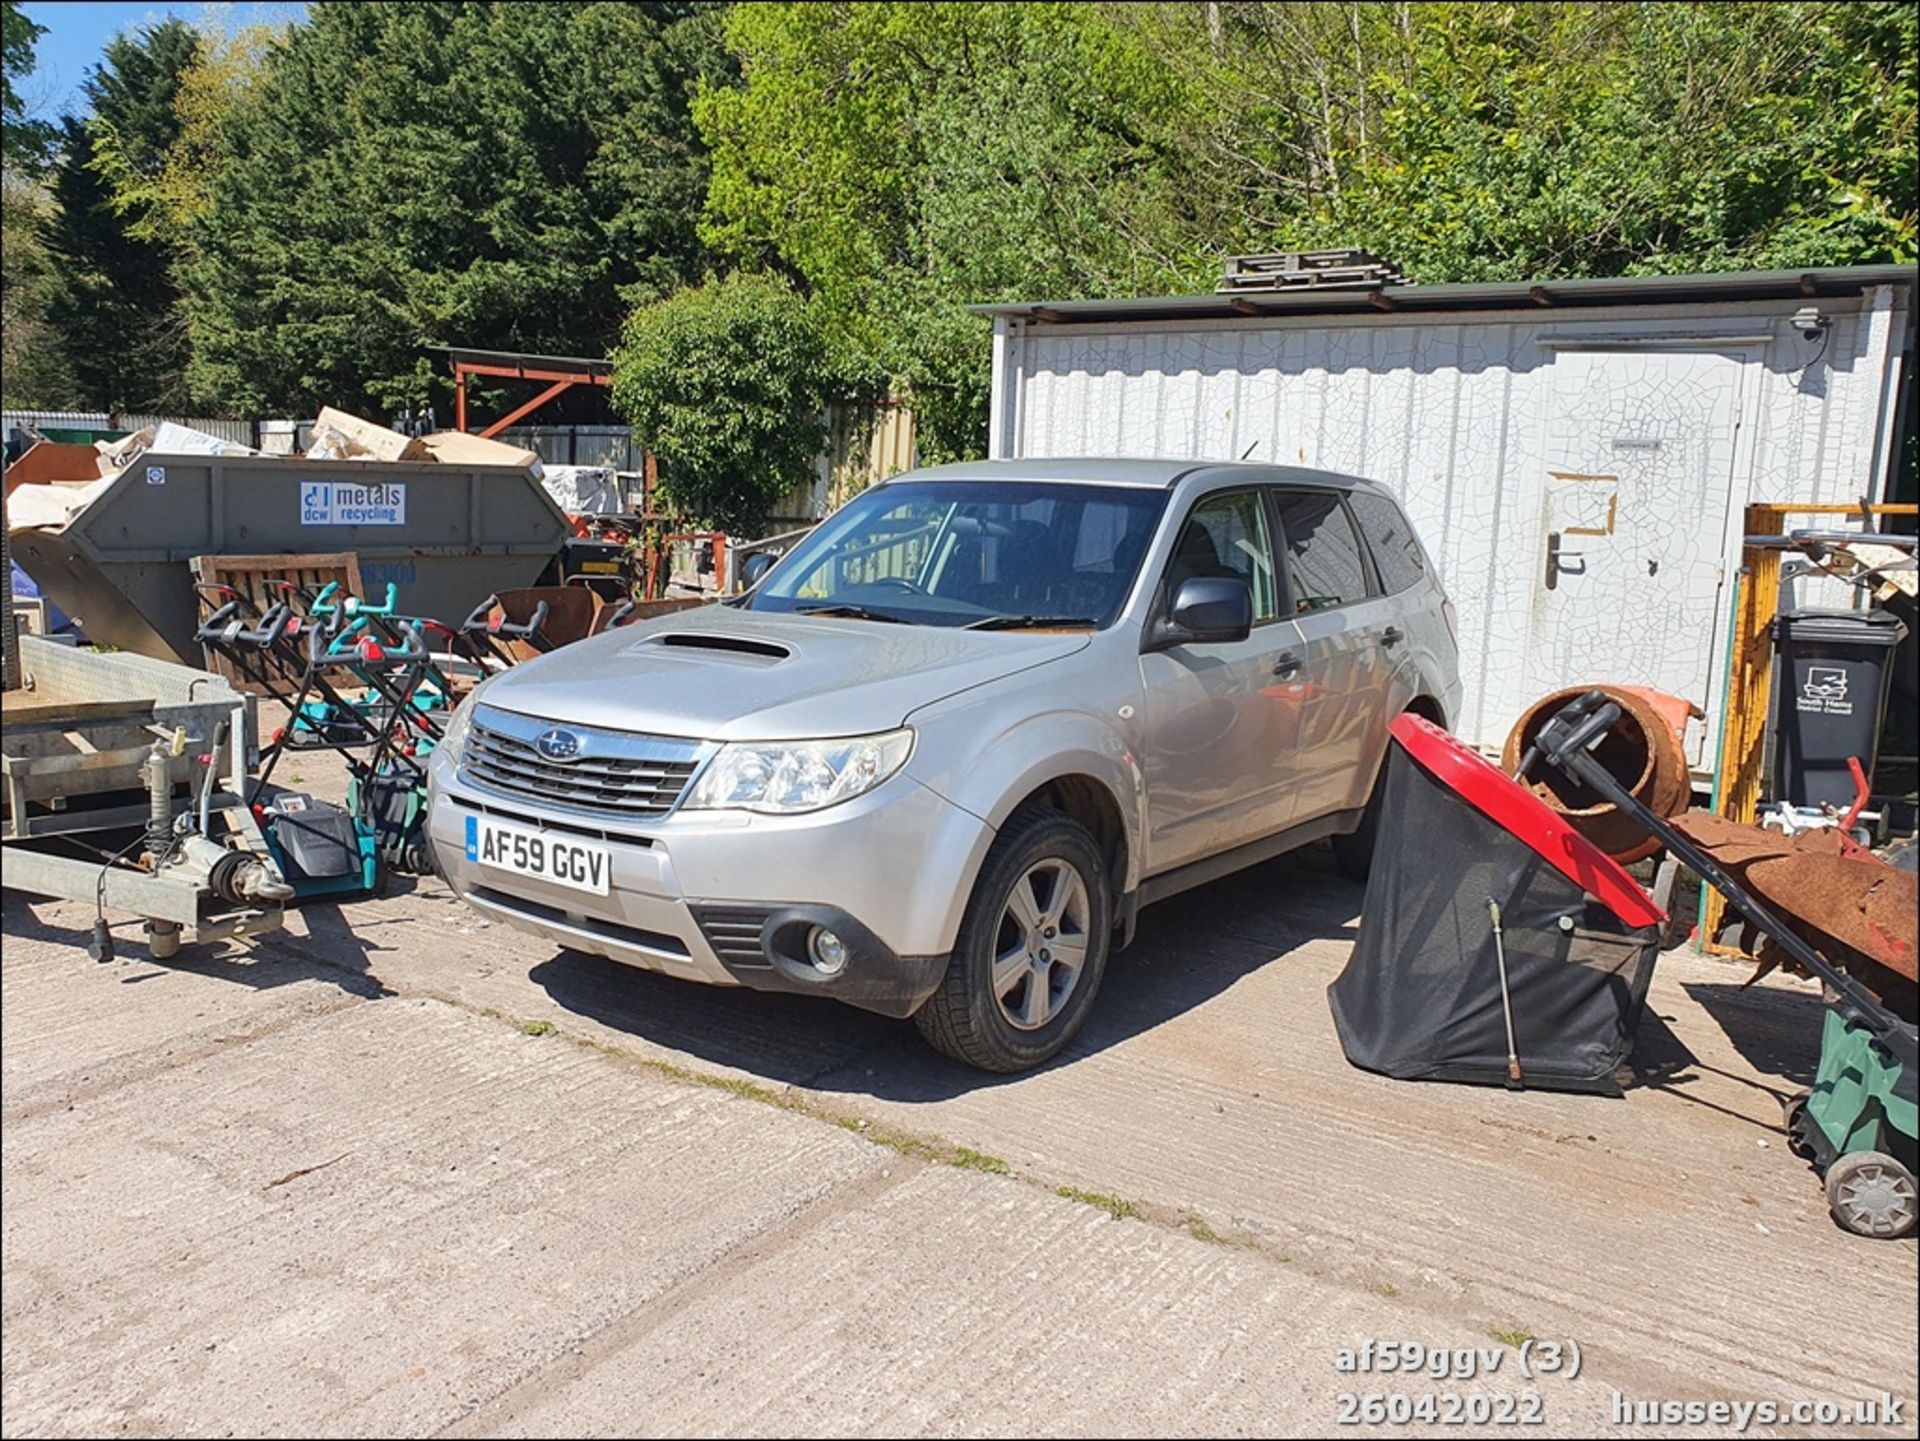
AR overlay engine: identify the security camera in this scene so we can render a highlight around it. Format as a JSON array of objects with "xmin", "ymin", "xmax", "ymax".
[{"xmin": 1791, "ymin": 305, "xmax": 1829, "ymax": 338}]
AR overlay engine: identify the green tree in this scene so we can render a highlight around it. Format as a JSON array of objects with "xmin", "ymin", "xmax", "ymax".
[
  {"xmin": 40, "ymin": 18, "xmax": 200, "ymax": 410},
  {"xmin": 89, "ymin": 20, "xmax": 279, "ymax": 253},
  {"xmin": 1123, "ymin": 1, "xmax": 1918, "ymax": 279},
  {"xmin": 699, "ymin": 1, "xmax": 1916, "ymax": 469},
  {"xmin": 1, "ymin": 0, "xmax": 52, "ymax": 171},
  {"xmin": 2, "ymin": 173, "xmax": 78, "ymax": 406},
  {"xmin": 611, "ymin": 272, "xmax": 834, "ymax": 534},
  {"xmin": 182, "ymin": 1, "xmax": 731, "ymax": 417},
  {"xmin": 696, "ymin": 2, "xmax": 1216, "ymax": 461},
  {"xmin": 1, "ymin": 2, "xmax": 69, "ymax": 404}
]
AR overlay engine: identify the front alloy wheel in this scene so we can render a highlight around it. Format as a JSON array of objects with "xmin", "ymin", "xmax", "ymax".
[
  {"xmin": 915, "ymin": 809, "xmax": 1112, "ymax": 1072},
  {"xmin": 992, "ymin": 858, "xmax": 1092, "ymax": 1031}
]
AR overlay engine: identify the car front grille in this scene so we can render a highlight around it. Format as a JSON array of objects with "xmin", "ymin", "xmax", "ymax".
[{"xmin": 462, "ymin": 705, "xmax": 707, "ymax": 819}]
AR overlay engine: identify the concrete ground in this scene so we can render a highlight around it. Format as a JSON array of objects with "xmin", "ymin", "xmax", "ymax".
[{"xmin": 4, "ymin": 834, "xmax": 1915, "ymax": 1437}]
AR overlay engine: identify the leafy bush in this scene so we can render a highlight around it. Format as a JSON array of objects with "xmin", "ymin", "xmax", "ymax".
[{"xmin": 612, "ymin": 272, "xmax": 834, "ymax": 535}]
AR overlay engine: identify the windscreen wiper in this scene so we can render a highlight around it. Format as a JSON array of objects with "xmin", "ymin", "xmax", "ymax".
[
  {"xmin": 964, "ymin": 615, "xmax": 1099, "ymax": 631},
  {"xmin": 794, "ymin": 603, "xmax": 909, "ymax": 624}
]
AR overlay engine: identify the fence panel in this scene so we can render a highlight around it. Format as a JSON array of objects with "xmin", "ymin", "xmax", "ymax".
[
  {"xmin": 116, "ymin": 414, "xmax": 257, "ymax": 445},
  {"xmin": 5, "ymin": 411, "xmax": 255, "ymax": 449},
  {"xmin": 497, "ymin": 425, "xmax": 640, "ymax": 471}
]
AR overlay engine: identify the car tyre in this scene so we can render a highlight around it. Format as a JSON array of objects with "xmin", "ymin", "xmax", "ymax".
[
  {"xmin": 914, "ymin": 809, "xmax": 1111, "ymax": 1073},
  {"xmin": 1331, "ymin": 771, "xmax": 1383, "ymax": 881}
]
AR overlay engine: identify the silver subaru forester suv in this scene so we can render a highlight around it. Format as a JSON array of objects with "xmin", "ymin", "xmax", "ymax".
[{"xmin": 428, "ymin": 459, "xmax": 1462, "ymax": 1071}]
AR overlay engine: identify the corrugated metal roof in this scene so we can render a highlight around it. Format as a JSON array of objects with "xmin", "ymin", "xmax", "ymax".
[{"xmin": 968, "ymin": 264, "xmax": 1917, "ymax": 325}]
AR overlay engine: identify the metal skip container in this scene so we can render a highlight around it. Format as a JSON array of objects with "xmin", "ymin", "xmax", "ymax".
[{"xmin": 9, "ymin": 453, "xmax": 571, "ymax": 665}]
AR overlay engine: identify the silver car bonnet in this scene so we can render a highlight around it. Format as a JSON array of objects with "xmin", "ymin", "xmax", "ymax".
[{"xmin": 474, "ymin": 602, "xmax": 1092, "ymax": 741}]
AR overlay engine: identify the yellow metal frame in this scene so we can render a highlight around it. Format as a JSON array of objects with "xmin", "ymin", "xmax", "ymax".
[{"xmin": 1701, "ymin": 502, "xmax": 1917, "ymax": 953}]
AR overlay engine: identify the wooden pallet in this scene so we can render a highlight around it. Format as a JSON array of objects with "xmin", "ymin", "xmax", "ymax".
[
  {"xmin": 189, "ymin": 551, "xmax": 364, "ymax": 693},
  {"xmin": 1217, "ymin": 248, "xmax": 1403, "ymax": 292}
]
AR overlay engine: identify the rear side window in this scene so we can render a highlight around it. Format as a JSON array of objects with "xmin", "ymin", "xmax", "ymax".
[
  {"xmin": 1347, "ymin": 491, "xmax": 1428, "ymax": 595},
  {"xmin": 1271, "ymin": 490, "xmax": 1370, "ymax": 614}
]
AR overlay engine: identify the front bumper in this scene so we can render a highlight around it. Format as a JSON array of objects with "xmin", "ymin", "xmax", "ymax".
[{"xmin": 426, "ymin": 754, "xmax": 989, "ymax": 1019}]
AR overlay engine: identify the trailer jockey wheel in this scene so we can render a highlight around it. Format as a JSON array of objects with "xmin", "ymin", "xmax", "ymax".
[
  {"xmin": 1824, "ymin": 1151, "xmax": 1918, "ymax": 1239},
  {"xmin": 144, "ymin": 920, "xmax": 182, "ymax": 961}
]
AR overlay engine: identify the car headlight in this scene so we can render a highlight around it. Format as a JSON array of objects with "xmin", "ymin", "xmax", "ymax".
[
  {"xmin": 435, "ymin": 686, "xmax": 484, "ymax": 766},
  {"xmin": 682, "ymin": 728, "xmax": 914, "ymax": 815}
]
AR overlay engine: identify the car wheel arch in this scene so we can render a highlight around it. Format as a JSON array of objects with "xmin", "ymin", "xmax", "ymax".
[
  {"xmin": 1001, "ymin": 773, "xmax": 1130, "ymax": 908},
  {"xmin": 1404, "ymin": 693, "xmax": 1446, "ymax": 727}
]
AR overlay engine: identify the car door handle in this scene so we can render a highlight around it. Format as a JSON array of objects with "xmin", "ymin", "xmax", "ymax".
[
  {"xmin": 1380, "ymin": 627, "xmax": 1404, "ymax": 648},
  {"xmin": 1272, "ymin": 651, "xmax": 1300, "ymax": 677}
]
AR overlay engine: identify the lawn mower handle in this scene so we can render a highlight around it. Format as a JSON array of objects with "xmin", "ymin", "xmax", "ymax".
[
  {"xmin": 1532, "ymin": 691, "xmax": 1918, "ymax": 1077},
  {"xmin": 1532, "ymin": 692, "xmax": 1623, "ymax": 771},
  {"xmin": 373, "ymin": 621, "xmax": 430, "ymax": 664},
  {"xmin": 192, "ymin": 582, "xmax": 252, "ymax": 612},
  {"xmin": 261, "ymin": 577, "xmax": 320, "ymax": 611},
  {"xmin": 196, "ymin": 596, "xmax": 290, "ymax": 649},
  {"xmin": 460, "ymin": 595, "xmax": 550, "ymax": 641},
  {"xmin": 306, "ymin": 618, "xmax": 429, "ymax": 668},
  {"xmin": 234, "ymin": 601, "xmax": 295, "ymax": 650},
  {"xmin": 194, "ymin": 598, "xmax": 246, "ymax": 643},
  {"xmin": 310, "ymin": 581, "xmax": 399, "ymax": 618}
]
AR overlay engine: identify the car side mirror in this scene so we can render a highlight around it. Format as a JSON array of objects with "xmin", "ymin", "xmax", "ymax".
[
  {"xmin": 739, "ymin": 551, "xmax": 776, "ymax": 589},
  {"xmin": 1152, "ymin": 576, "xmax": 1253, "ymax": 648}
]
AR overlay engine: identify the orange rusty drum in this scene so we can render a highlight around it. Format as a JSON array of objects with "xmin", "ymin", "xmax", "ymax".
[{"xmin": 1501, "ymin": 685, "xmax": 1700, "ymax": 864}]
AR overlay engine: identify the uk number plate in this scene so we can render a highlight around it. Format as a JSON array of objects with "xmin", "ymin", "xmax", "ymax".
[{"xmin": 465, "ymin": 815, "xmax": 610, "ymax": 895}]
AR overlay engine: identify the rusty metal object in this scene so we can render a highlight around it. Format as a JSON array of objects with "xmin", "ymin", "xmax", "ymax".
[
  {"xmin": 489, "ymin": 587, "xmax": 709, "ymax": 655},
  {"xmin": 1503, "ymin": 685, "xmax": 1700, "ymax": 863},
  {"xmin": 1609, "ymin": 686, "xmax": 1705, "ymax": 758},
  {"xmin": 494, "ymin": 586, "xmax": 598, "ymax": 653},
  {"xmin": 1669, "ymin": 810, "xmax": 1917, "ymax": 1015}
]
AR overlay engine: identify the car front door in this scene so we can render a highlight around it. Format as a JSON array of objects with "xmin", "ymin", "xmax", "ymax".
[
  {"xmin": 1268, "ymin": 488, "xmax": 1397, "ymax": 825},
  {"xmin": 1137, "ymin": 488, "xmax": 1296, "ymax": 874}
]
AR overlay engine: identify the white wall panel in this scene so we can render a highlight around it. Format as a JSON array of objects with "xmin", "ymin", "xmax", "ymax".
[{"xmin": 996, "ymin": 293, "xmax": 1910, "ymax": 758}]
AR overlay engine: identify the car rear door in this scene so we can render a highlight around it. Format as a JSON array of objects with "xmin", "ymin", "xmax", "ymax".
[{"xmin": 1267, "ymin": 487, "xmax": 1398, "ymax": 826}]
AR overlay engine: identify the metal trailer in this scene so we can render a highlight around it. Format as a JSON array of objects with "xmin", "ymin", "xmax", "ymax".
[
  {"xmin": 2, "ymin": 635, "xmax": 286, "ymax": 956},
  {"xmin": 9, "ymin": 451, "xmax": 570, "ymax": 666}
]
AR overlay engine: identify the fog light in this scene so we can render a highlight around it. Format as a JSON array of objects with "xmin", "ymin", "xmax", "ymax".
[{"xmin": 807, "ymin": 926, "xmax": 849, "ymax": 976}]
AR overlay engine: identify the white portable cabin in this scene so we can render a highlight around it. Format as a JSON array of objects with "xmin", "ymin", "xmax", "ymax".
[{"xmin": 973, "ymin": 265, "xmax": 1916, "ymax": 770}]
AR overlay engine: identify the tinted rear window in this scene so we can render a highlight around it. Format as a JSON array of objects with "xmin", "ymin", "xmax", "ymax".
[
  {"xmin": 1346, "ymin": 491, "xmax": 1428, "ymax": 595},
  {"xmin": 1272, "ymin": 490, "xmax": 1371, "ymax": 613}
]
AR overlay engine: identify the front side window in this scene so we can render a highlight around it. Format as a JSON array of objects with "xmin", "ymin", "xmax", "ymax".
[
  {"xmin": 1162, "ymin": 490, "xmax": 1279, "ymax": 623},
  {"xmin": 747, "ymin": 480, "xmax": 1168, "ymax": 628},
  {"xmin": 1346, "ymin": 491, "xmax": 1429, "ymax": 595},
  {"xmin": 1271, "ymin": 489, "xmax": 1371, "ymax": 614}
]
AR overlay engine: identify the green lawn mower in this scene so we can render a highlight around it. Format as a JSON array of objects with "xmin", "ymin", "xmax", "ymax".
[
  {"xmin": 1528, "ymin": 693, "xmax": 1918, "ymax": 1241},
  {"xmin": 1786, "ymin": 1010, "xmax": 1919, "ymax": 1239},
  {"xmin": 197, "ymin": 595, "xmax": 444, "ymax": 894}
]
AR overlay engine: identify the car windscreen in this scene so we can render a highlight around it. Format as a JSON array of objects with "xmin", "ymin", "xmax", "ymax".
[{"xmin": 745, "ymin": 480, "xmax": 1171, "ymax": 628}]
